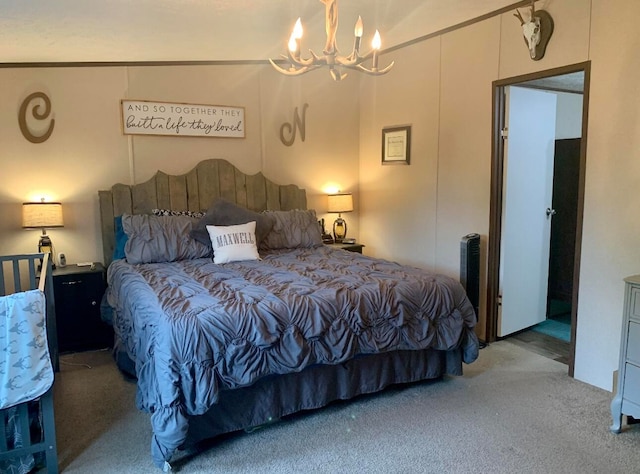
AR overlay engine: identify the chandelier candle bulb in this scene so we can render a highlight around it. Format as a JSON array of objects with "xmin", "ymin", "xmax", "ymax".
[
  {"xmin": 293, "ymin": 18, "xmax": 303, "ymax": 39},
  {"xmin": 288, "ymin": 34, "xmax": 297, "ymax": 54},
  {"xmin": 353, "ymin": 16, "xmax": 363, "ymax": 55},
  {"xmin": 372, "ymin": 30, "xmax": 381, "ymax": 70},
  {"xmin": 289, "ymin": 18, "xmax": 303, "ymax": 59}
]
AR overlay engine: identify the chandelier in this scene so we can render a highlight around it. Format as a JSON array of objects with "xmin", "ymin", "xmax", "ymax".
[{"xmin": 269, "ymin": 0, "xmax": 394, "ymax": 81}]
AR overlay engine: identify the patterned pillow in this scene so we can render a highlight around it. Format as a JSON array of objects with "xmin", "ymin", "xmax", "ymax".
[
  {"xmin": 152, "ymin": 208, "xmax": 205, "ymax": 219},
  {"xmin": 206, "ymin": 221, "xmax": 260, "ymax": 264},
  {"xmin": 260, "ymin": 209, "xmax": 323, "ymax": 250},
  {"xmin": 122, "ymin": 214, "xmax": 212, "ymax": 264},
  {"xmin": 190, "ymin": 198, "xmax": 274, "ymax": 249}
]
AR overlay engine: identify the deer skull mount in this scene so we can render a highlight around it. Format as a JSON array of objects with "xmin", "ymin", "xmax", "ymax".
[{"xmin": 514, "ymin": 1, "xmax": 554, "ymax": 61}]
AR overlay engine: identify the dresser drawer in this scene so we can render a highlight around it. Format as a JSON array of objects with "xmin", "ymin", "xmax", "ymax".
[
  {"xmin": 623, "ymin": 363, "xmax": 640, "ymax": 405},
  {"xmin": 631, "ymin": 287, "xmax": 640, "ymax": 320},
  {"xmin": 627, "ymin": 322, "xmax": 640, "ymax": 365}
]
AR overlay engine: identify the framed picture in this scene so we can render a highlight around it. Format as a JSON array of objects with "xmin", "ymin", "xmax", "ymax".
[{"xmin": 382, "ymin": 125, "xmax": 411, "ymax": 165}]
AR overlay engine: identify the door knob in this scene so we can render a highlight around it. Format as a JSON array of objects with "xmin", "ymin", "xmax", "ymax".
[{"xmin": 546, "ymin": 208, "xmax": 556, "ymax": 218}]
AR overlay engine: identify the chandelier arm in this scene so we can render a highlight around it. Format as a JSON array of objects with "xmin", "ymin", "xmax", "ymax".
[
  {"xmin": 269, "ymin": 59, "xmax": 316, "ymax": 76},
  {"xmin": 329, "ymin": 68, "xmax": 347, "ymax": 81},
  {"xmin": 308, "ymin": 50, "xmax": 326, "ymax": 63},
  {"xmin": 354, "ymin": 61, "xmax": 395, "ymax": 75},
  {"xmin": 288, "ymin": 50, "xmax": 326, "ymax": 67},
  {"xmin": 335, "ymin": 55, "xmax": 361, "ymax": 67},
  {"xmin": 341, "ymin": 48, "xmax": 377, "ymax": 65}
]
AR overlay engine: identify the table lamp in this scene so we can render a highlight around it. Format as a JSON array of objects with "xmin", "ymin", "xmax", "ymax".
[
  {"xmin": 22, "ymin": 199, "xmax": 64, "ymax": 267},
  {"xmin": 327, "ymin": 193, "xmax": 353, "ymax": 243}
]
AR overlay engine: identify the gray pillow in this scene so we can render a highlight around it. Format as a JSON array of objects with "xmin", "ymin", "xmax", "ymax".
[
  {"xmin": 260, "ymin": 209, "xmax": 323, "ymax": 250},
  {"xmin": 122, "ymin": 214, "xmax": 211, "ymax": 264},
  {"xmin": 190, "ymin": 198, "xmax": 274, "ymax": 249}
]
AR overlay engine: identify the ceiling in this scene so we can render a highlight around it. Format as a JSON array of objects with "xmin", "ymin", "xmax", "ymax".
[
  {"xmin": 0, "ymin": 0, "xmax": 524, "ymax": 63},
  {"xmin": 522, "ymin": 72, "xmax": 585, "ymax": 94}
]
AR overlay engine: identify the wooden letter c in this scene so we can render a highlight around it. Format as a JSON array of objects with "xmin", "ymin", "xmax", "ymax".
[{"xmin": 19, "ymin": 92, "xmax": 55, "ymax": 144}]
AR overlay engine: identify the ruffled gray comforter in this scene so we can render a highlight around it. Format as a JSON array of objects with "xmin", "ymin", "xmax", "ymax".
[{"xmin": 106, "ymin": 246, "xmax": 479, "ymax": 467}]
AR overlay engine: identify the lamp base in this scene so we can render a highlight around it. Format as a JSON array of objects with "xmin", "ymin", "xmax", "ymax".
[
  {"xmin": 332, "ymin": 216, "xmax": 347, "ymax": 243},
  {"xmin": 38, "ymin": 234, "xmax": 56, "ymax": 270}
]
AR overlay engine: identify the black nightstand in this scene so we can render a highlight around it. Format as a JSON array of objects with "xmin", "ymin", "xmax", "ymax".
[
  {"xmin": 325, "ymin": 242, "xmax": 365, "ymax": 254},
  {"xmin": 52, "ymin": 263, "xmax": 112, "ymax": 353}
]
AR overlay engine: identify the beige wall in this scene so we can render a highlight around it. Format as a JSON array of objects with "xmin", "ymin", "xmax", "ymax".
[
  {"xmin": 359, "ymin": 37, "xmax": 441, "ymax": 269},
  {"xmin": 0, "ymin": 64, "xmax": 360, "ymax": 265},
  {"xmin": 574, "ymin": 0, "xmax": 640, "ymax": 389},
  {"xmin": 259, "ymin": 68, "xmax": 360, "ymax": 231},
  {"xmin": 124, "ymin": 65, "xmax": 266, "ymax": 181},
  {"xmin": 2, "ymin": 0, "xmax": 638, "ymax": 391},
  {"xmin": 359, "ymin": 0, "xmax": 639, "ymax": 390},
  {"xmin": 0, "ymin": 67, "xmax": 130, "ymax": 261}
]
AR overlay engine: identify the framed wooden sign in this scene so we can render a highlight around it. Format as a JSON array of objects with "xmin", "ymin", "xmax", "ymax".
[
  {"xmin": 382, "ymin": 125, "xmax": 411, "ymax": 165},
  {"xmin": 121, "ymin": 100, "xmax": 245, "ymax": 138}
]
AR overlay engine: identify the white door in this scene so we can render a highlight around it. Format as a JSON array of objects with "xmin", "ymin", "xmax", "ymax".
[{"xmin": 498, "ymin": 86, "xmax": 557, "ymax": 337}]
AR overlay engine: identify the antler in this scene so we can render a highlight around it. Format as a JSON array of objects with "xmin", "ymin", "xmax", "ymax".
[
  {"xmin": 513, "ymin": 9, "xmax": 526, "ymax": 25},
  {"xmin": 514, "ymin": 0, "xmax": 537, "ymax": 25}
]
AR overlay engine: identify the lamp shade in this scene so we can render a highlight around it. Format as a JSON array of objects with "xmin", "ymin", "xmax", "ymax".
[
  {"xmin": 22, "ymin": 201, "xmax": 64, "ymax": 229},
  {"xmin": 327, "ymin": 193, "xmax": 353, "ymax": 213}
]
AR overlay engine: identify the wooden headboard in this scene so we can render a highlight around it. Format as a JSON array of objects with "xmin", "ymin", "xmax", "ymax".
[{"xmin": 99, "ymin": 159, "xmax": 307, "ymax": 267}]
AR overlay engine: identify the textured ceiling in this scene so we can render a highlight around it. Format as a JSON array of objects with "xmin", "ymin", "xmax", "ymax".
[
  {"xmin": 0, "ymin": 0, "xmax": 522, "ymax": 63},
  {"xmin": 522, "ymin": 71, "xmax": 585, "ymax": 93}
]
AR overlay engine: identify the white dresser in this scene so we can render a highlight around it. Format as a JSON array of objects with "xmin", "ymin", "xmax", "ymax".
[{"xmin": 611, "ymin": 274, "xmax": 640, "ymax": 433}]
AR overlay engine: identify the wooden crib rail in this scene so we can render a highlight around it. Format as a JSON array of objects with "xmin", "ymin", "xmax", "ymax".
[
  {"xmin": 39, "ymin": 253, "xmax": 49, "ymax": 291},
  {"xmin": 0, "ymin": 252, "xmax": 58, "ymax": 473}
]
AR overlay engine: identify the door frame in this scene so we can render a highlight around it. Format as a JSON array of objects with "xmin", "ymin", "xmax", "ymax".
[{"xmin": 486, "ymin": 61, "xmax": 591, "ymax": 377}]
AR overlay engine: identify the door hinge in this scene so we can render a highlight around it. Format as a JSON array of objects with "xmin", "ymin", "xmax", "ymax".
[{"xmin": 501, "ymin": 128, "xmax": 508, "ymax": 139}]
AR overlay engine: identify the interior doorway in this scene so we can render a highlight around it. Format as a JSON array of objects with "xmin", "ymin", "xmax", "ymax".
[{"xmin": 486, "ymin": 62, "xmax": 591, "ymax": 377}]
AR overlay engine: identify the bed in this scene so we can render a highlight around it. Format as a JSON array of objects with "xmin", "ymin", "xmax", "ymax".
[{"xmin": 99, "ymin": 159, "xmax": 479, "ymax": 470}]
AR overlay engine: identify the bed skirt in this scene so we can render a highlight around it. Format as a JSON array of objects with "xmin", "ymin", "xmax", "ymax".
[{"xmin": 113, "ymin": 341, "xmax": 463, "ymax": 449}]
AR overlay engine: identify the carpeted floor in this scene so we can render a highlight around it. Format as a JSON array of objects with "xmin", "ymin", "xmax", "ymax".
[{"xmin": 50, "ymin": 341, "xmax": 640, "ymax": 473}]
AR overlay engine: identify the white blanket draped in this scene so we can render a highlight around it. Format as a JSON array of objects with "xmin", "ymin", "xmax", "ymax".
[{"xmin": 0, "ymin": 289, "xmax": 54, "ymax": 410}]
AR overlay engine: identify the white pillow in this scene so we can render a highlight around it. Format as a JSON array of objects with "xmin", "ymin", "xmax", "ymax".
[{"xmin": 206, "ymin": 221, "xmax": 260, "ymax": 264}]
